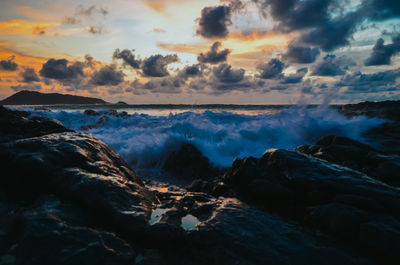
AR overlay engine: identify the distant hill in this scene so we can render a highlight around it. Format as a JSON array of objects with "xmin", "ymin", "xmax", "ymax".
[{"xmin": 0, "ymin": 91, "xmax": 108, "ymax": 105}]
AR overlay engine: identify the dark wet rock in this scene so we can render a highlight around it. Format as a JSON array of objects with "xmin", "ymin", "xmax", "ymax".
[
  {"xmin": 83, "ymin": 109, "xmax": 100, "ymax": 116},
  {"xmin": 222, "ymin": 148, "xmax": 400, "ymax": 264},
  {"xmin": 297, "ymin": 135, "xmax": 400, "ymax": 187},
  {"xmin": 0, "ymin": 132, "xmax": 155, "ymax": 236},
  {"xmin": 187, "ymin": 199, "xmax": 372, "ymax": 265},
  {"xmin": 164, "ymin": 143, "xmax": 220, "ymax": 180},
  {"xmin": 0, "ymin": 196, "xmax": 136, "ymax": 265},
  {"xmin": 338, "ymin": 101, "xmax": 400, "ymax": 154},
  {"xmin": 0, "ymin": 106, "xmax": 71, "ymax": 143},
  {"xmin": 362, "ymin": 121, "xmax": 400, "ymax": 154},
  {"xmin": 339, "ymin": 100, "xmax": 400, "ymax": 122},
  {"xmin": 79, "ymin": 110, "xmax": 128, "ymax": 131}
]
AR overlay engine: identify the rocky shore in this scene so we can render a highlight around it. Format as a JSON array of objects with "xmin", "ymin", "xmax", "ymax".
[{"xmin": 0, "ymin": 101, "xmax": 399, "ymax": 265}]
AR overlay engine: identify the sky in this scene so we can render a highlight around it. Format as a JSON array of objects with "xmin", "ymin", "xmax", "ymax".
[{"xmin": 0, "ymin": 0, "xmax": 399, "ymax": 104}]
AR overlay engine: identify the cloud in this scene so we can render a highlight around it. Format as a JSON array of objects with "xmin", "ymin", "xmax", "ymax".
[
  {"xmin": 153, "ymin": 28, "xmax": 166, "ymax": 33},
  {"xmin": 283, "ymin": 42, "xmax": 320, "ymax": 63},
  {"xmin": 257, "ymin": 58, "xmax": 285, "ymax": 79},
  {"xmin": 196, "ymin": 5, "xmax": 232, "ymax": 38},
  {"xmin": 179, "ymin": 64, "xmax": 207, "ymax": 78},
  {"xmin": 113, "ymin": 49, "xmax": 142, "ymax": 69},
  {"xmin": 142, "ymin": 54, "xmax": 178, "ymax": 77},
  {"xmin": 337, "ymin": 68, "xmax": 400, "ymax": 93},
  {"xmin": 250, "ymin": 0, "xmax": 400, "ymax": 52},
  {"xmin": 0, "ymin": 19, "xmax": 60, "ymax": 37},
  {"xmin": 20, "ymin": 67, "xmax": 40, "ymax": 82},
  {"xmin": 90, "ymin": 65, "xmax": 124, "ymax": 86},
  {"xmin": 364, "ymin": 34, "xmax": 400, "ymax": 66},
  {"xmin": 282, "ymin": 67, "xmax": 308, "ymax": 83},
  {"xmin": 63, "ymin": 5, "xmax": 109, "ymax": 35},
  {"xmin": 130, "ymin": 77, "xmax": 183, "ymax": 94},
  {"xmin": 0, "ymin": 57, "xmax": 18, "ymax": 71},
  {"xmin": 362, "ymin": 0, "xmax": 400, "ymax": 21},
  {"xmin": 311, "ymin": 54, "xmax": 346, "ymax": 76},
  {"xmin": 11, "ymin": 84, "xmax": 42, "ymax": 92},
  {"xmin": 198, "ymin": 41, "xmax": 231, "ymax": 64},
  {"xmin": 39, "ymin": 59, "xmax": 84, "ymax": 80},
  {"xmin": 212, "ymin": 63, "xmax": 245, "ymax": 83}
]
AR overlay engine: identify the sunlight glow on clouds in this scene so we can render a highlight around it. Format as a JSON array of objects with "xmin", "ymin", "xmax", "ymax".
[{"xmin": 0, "ymin": 0, "xmax": 399, "ymax": 103}]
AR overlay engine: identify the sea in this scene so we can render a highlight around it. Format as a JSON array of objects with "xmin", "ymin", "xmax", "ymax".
[{"xmin": 10, "ymin": 104, "xmax": 383, "ymax": 174}]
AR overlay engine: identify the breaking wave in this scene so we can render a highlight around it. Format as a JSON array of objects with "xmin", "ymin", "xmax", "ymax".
[{"xmin": 29, "ymin": 105, "xmax": 383, "ymax": 168}]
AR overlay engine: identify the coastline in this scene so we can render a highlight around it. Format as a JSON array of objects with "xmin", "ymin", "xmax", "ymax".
[{"xmin": 0, "ymin": 101, "xmax": 399, "ymax": 265}]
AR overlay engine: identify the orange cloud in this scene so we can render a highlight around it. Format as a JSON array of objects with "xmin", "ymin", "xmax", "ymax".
[
  {"xmin": 157, "ymin": 42, "xmax": 210, "ymax": 54},
  {"xmin": 0, "ymin": 19, "xmax": 61, "ymax": 37},
  {"xmin": 144, "ymin": 0, "xmax": 184, "ymax": 13},
  {"xmin": 159, "ymin": 32, "xmax": 293, "ymax": 57}
]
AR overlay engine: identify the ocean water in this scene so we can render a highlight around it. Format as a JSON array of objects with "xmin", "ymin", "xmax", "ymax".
[{"xmin": 15, "ymin": 104, "xmax": 383, "ymax": 170}]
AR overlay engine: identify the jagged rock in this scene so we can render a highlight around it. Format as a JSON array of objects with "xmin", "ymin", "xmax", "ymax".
[
  {"xmin": 0, "ymin": 132, "xmax": 155, "ymax": 237},
  {"xmin": 297, "ymin": 135, "xmax": 400, "ymax": 187},
  {"xmin": 84, "ymin": 109, "xmax": 100, "ymax": 116},
  {"xmin": 222, "ymin": 148, "xmax": 400, "ymax": 264},
  {"xmin": 339, "ymin": 100, "xmax": 400, "ymax": 122},
  {"xmin": 0, "ymin": 195, "xmax": 136, "ymax": 265},
  {"xmin": 0, "ymin": 106, "xmax": 71, "ymax": 143}
]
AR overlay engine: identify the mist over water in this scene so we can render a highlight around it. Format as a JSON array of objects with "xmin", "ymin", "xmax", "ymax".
[{"xmin": 28, "ymin": 105, "xmax": 383, "ymax": 169}]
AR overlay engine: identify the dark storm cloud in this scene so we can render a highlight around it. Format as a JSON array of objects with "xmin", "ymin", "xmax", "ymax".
[
  {"xmin": 90, "ymin": 65, "xmax": 124, "ymax": 86},
  {"xmin": 362, "ymin": 0, "xmax": 400, "ymax": 21},
  {"xmin": 213, "ymin": 63, "xmax": 245, "ymax": 83},
  {"xmin": 250, "ymin": 0, "xmax": 400, "ymax": 52},
  {"xmin": 283, "ymin": 42, "xmax": 320, "ymax": 63},
  {"xmin": 198, "ymin": 42, "xmax": 231, "ymax": 64},
  {"xmin": 364, "ymin": 34, "xmax": 400, "ymax": 66},
  {"xmin": 257, "ymin": 59, "xmax": 285, "ymax": 79},
  {"xmin": 39, "ymin": 59, "xmax": 84, "ymax": 80},
  {"xmin": 196, "ymin": 5, "xmax": 232, "ymax": 38},
  {"xmin": 20, "ymin": 68, "xmax": 40, "ymax": 83},
  {"xmin": 0, "ymin": 57, "xmax": 18, "ymax": 71},
  {"xmin": 311, "ymin": 55, "xmax": 346, "ymax": 76},
  {"xmin": 282, "ymin": 68, "xmax": 308, "ymax": 83},
  {"xmin": 142, "ymin": 54, "xmax": 178, "ymax": 77},
  {"xmin": 179, "ymin": 64, "xmax": 207, "ymax": 78},
  {"xmin": 113, "ymin": 49, "xmax": 142, "ymax": 69},
  {"xmin": 337, "ymin": 68, "xmax": 400, "ymax": 93}
]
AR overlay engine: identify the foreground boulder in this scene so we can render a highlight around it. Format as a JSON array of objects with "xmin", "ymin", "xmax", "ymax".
[
  {"xmin": 0, "ymin": 132, "xmax": 155, "ymax": 238},
  {"xmin": 297, "ymin": 135, "xmax": 400, "ymax": 187},
  {"xmin": 222, "ymin": 148, "xmax": 400, "ymax": 264},
  {"xmin": 141, "ymin": 188, "xmax": 372, "ymax": 265},
  {"xmin": 0, "ymin": 106, "xmax": 71, "ymax": 143},
  {"xmin": 0, "ymin": 195, "xmax": 136, "ymax": 265},
  {"xmin": 0, "ymin": 107, "xmax": 156, "ymax": 263}
]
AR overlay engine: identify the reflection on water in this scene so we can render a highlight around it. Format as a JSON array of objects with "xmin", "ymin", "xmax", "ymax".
[
  {"xmin": 181, "ymin": 214, "xmax": 200, "ymax": 231},
  {"xmin": 149, "ymin": 208, "xmax": 168, "ymax": 225}
]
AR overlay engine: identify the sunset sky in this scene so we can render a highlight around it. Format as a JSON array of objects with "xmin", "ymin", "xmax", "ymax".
[{"xmin": 0, "ymin": 0, "xmax": 399, "ymax": 103}]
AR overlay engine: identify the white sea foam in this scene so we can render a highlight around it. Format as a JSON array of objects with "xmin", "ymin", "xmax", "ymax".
[{"xmin": 29, "ymin": 106, "xmax": 383, "ymax": 168}]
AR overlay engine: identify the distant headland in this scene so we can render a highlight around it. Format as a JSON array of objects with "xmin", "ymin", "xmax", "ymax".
[{"xmin": 0, "ymin": 90, "xmax": 108, "ymax": 105}]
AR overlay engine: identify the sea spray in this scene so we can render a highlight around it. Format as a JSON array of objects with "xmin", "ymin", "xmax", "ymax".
[{"xmin": 29, "ymin": 106, "xmax": 383, "ymax": 169}]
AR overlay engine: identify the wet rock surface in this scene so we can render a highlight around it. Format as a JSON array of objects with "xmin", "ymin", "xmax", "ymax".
[
  {"xmin": 1, "ymin": 103, "xmax": 400, "ymax": 265},
  {"xmin": 297, "ymin": 135, "xmax": 400, "ymax": 187},
  {"xmin": 339, "ymin": 100, "xmax": 400, "ymax": 154}
]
